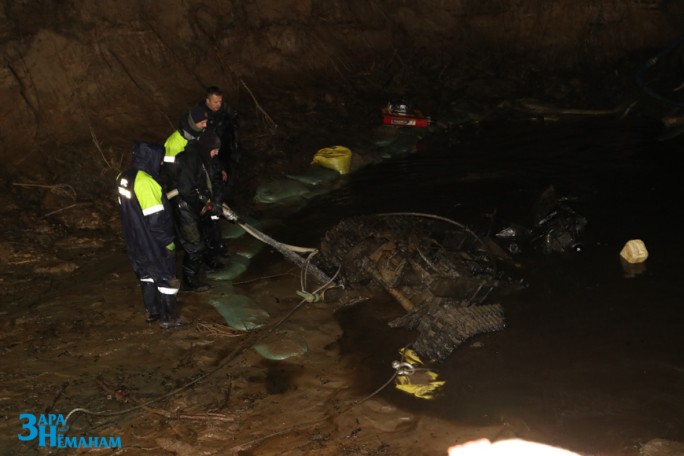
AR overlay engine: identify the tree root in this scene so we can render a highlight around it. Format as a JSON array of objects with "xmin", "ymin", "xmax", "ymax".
[
  {"xmin": 195, "ymin": 322, "xmax": 244, "ymax": 337},
  {"xmin": 95, "ymin": 377, "xmax": 235, "ymax": 423},
  {"xmin": 12, "ymin": 182, "xmax": 77, "ymax": 200}
]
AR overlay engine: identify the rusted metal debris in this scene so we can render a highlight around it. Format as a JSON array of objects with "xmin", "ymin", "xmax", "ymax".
[
  {"xmin": 305, "ymin": 186, "xmax": 587, "ymax": 363},
  {"xmin": 315, "ymin": 213, "xmax": 513, "ymax": 362}
]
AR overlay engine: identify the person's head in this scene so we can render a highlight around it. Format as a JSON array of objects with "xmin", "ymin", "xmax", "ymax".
[
  {"xmin": 132, "ymin": 142, "xmax": 165, "ymax": 177},
  {"xmin": 205, "ymin": 86, "xmax": 224, "ymax": 113},
  {"xmin": 188, "ymin": 106, "xmax": 208, "ymax": 132}
]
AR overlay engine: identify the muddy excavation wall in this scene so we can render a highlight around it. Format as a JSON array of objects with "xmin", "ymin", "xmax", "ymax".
[{"xmin": 0, "ymin": 0, "xmax": 681, "ymax": 190}]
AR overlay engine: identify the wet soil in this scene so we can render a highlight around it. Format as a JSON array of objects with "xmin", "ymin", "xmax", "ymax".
[{"xmin": 0, "ymin": 243, "xmax": 471, "ymax": 456}]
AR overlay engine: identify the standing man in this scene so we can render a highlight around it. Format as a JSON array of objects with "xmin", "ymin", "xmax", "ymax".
[
  {"xmin": 201, "ymin": 86, "xmax": 237, "ymax": 259},
  {"xmin": 161, "ymin": 105, "xmax": 208, "ymax": 192},
  {"xmin": 202, "ymin": 86, "xmax": 240, "ymax": 183},
  {"xmin": 173, "ymin": 128, "xmax": 224, "ymax": 292},
  {"xmin": 116, "ymin": 142, "xmax": 187, "ymax": 329}
]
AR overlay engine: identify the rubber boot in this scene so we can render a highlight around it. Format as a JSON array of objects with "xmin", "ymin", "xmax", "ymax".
[
  {"xmin": 181, "ymin": 265, "xmax": 211, "ymax": 292},
  {"xmin": 203, "ymin": 252, "xmax": 225, "ymax": 271},
  {"xmin": 181, "ymin": 257, "xmax": 210, "ymax": 292},
  {"xmin": 202, "ymin": 218, "xmax": 228, "ymax": 263},
  {"xmin": 182, "ymin": 270, "xmax": 211, "ymax": 292},
  {"xmin": 140, "ymin": 281, "xmax": 160, "ymax": 322},
  {"xmin": 158, "ymin": 292, "xmax": 188, "ymax": 329}
]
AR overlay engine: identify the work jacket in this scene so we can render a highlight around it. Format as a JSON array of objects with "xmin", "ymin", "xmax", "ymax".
[
  {"xmin": 116, "ymin": 142, "xmax": 175, "ymax": 279},
  {"xmin": 161, "ymin": 113, "xmax": 204, "ymax": 191},
  {"xmin": 203, "ymin": 101, "xmax": 239, "ymax": 169}
]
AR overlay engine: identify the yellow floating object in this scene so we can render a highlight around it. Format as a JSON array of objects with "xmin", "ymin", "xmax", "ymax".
[
  {"xmin": 620, "ymin": 239, "xmax": 648, "ymax": 264},
  {"xmin": 400, "ymin": 347, "xmax": 424, "ymax": 366},
  {"xmin": 311, "ymin": 146, "xmax": 352, "ymax": 175},
  {"xmin": 395, "ymin": 370, "xmax": 446, "ymax": 400},
  {"xmin": 393, "ymin": 347, "xmax": 445, "ymax": 400}
]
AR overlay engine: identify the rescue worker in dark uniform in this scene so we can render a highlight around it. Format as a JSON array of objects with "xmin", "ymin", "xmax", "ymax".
[
  {"xmin": 199, "ymin": 138, "xmax": 229, "ymax": 264},
  {"xmin": 160, "ymin": 105, "xmax": 208, "ymax": 192},
  {"xmin": 202, "ymin": 86, "xmax": 240, "ymax": 183},
  {"xmin": 116, "ymin": 142, "xmax": 187, "ymax": 329},
  {"xmin": 173, "ymin": 128, "xmax": 224, "ymax": 292},
  {"xmin": 161, "ymin": 105, "xmax": 225, "ymax": 269}
]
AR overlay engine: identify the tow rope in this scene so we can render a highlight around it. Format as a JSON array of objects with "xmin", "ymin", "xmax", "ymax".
[{"xmin": 166, "ymin": 189, "xmax": 336, "ymax": 286}]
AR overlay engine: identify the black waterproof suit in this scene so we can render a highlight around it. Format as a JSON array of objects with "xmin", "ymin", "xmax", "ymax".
[
  {"xmin": 116, "ymin": 142, "xmax": 182, "ymax": 326},
  {"xmin": 203, "ymin": 101, "xmax": 239, "ymax": 176},
  {"xmin": 173, "ymin": 131, "xmax": 224, "ymax": 287},
  {"xmin": 202, "ymin": 147, "xmax": 228, "ymax": 258}
]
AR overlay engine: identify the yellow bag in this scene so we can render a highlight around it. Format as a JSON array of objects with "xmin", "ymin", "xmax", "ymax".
[
  {"xmin": 311, "ymin": 146, "xmax": 352, "ymax": 175},
  {"xmin": 393, "ymin": 348, "xmax": 445, "ymax": 400}
]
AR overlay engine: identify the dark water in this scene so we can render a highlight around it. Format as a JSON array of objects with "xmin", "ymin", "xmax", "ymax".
[{"xmin": 290, "ymin": 118, "xmax": 684, "ymax": 455}]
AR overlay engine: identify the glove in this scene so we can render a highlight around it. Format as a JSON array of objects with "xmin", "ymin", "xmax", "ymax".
[
  {"xmin": 204, "ymin": 202, "xmax": 222, "ymax": 217},
  {"xmin": 165, "ymin": 242, "xmax": 176, "ymax": 258}
]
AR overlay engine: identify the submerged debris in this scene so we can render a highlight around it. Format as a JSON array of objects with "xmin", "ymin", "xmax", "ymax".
[
  {"xmin": 495, "ymin": 185, "xmax": 588, "ymax": 255},
  {"xmin": 316, "ymin": 213, "xmax": 511, "ymax": 362},
  {"xmin": 313, "ymin": 187, "xmax": 588, "ymax": 362},
  {"xmin": 531, "ymin": 186, "xmax": 588, "ymax": 254}
]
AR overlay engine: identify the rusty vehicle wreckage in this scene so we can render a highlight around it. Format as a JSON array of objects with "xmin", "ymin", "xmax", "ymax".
[{"xmin": 218, "ymin": 180, "xmax": 588, "ymax": 366}]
